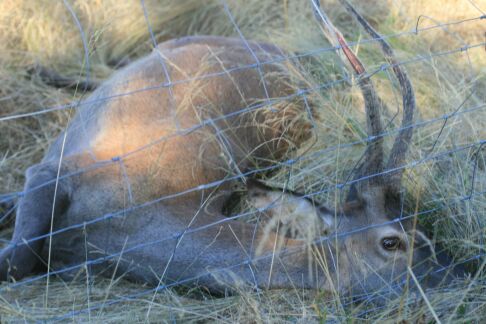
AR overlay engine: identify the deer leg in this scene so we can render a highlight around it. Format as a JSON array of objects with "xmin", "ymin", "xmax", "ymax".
[{"xmin": 0, "ymin": 161, "xmax": 71, "ymax": 281}]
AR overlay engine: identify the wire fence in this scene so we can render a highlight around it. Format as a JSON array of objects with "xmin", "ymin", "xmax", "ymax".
[{"xmin": 0, "ymin": 0, "xmax": 485, "ymax": 321}]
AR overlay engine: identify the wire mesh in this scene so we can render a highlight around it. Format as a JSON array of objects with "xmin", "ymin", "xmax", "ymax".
[{"xmin": 0, "ymin": 0, "xmax": 484, "ymax": 321}]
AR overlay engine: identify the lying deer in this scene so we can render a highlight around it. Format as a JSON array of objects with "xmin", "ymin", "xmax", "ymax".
[{"xmin": 0, "ymin": 0, "xmax": 463, "ymax": 297}]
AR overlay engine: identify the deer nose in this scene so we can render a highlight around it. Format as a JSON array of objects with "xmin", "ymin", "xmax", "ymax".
[
  {"xmin": 410, "ymin": 253, "xmax": 470, "ymax": 290},
  {"xmin": 424, "ymin": 259, "xmax": 470, "ymax": 287}
]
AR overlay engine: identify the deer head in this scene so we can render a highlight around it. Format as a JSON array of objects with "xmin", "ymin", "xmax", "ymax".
[{"xmin": 243, "ymin": 0, "xmax": 466, "ymax": 298}]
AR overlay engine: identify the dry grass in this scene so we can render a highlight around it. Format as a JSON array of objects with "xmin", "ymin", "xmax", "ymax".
[{"xmin": 0, "ymin": 0, "xmax": 485, "ymax": 322}]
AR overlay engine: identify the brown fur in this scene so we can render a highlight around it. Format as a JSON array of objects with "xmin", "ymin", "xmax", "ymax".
[{"xmin": 0, "ymin": 34, "xmax": 461, "ymax": 295}]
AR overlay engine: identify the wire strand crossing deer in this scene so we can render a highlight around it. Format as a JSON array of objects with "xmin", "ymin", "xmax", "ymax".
[{"xmin": 0, "ymin": 1, "xmax": 462, "ymax": 296}]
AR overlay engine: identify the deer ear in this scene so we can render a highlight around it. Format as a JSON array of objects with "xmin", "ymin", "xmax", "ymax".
[
  {"xmin": 246, "ymin": 179, "xmax": 273, "ymax": 198},
  {"xmin": 247, "ymin": 184, "xmax": 337, "ymax": 237},
  {"xmin": 247, "ymin": 182, "xmax": 317, "ymax": 220},
  {"xmin": 246, "ymin": 179, "xmax": 304, "ymax": 214},
  {"xmin": 246, "ymin": 180, "xmax": 282, "ymax": 213}
]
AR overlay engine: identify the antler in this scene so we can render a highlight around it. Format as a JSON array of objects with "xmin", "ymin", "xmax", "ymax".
[
  {"xmin": 338, "ymin": 0, "xmax": 416, "ymax": 195},
  {"xmin": 311, "ymin": 0, "xmax": 385, "ymax": 190},
  {"xmin": 312, "ymin": 0, "xmax": 416, "ymax": 199}
]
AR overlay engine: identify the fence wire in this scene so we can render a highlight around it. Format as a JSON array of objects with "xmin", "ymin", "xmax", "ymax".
[{"xmin": 0, "ymin": 0, "xmax": 485, "ymax": 321}]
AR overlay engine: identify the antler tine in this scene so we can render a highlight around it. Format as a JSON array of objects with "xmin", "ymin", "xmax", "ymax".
[
  {"xmin": 311, "ymin": 0, "xmax": 385, "ymax": 192},
  {"xmin": 338, "ymin": 0, "xmax": 416, "ymax": 194}
]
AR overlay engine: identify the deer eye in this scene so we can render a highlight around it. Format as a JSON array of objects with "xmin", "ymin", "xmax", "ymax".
[{"xmin": 382, "ymin": 237, "xmax": 401, "ymax": 251}]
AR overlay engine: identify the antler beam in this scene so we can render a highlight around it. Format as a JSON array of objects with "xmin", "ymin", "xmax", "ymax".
[
  {"xmin": 311, "ymin": 0, "xmax": 385, "ymax": 187},
  {"xmin": 338, "ymin": 0, "xmax": 416, "ymax": 194}
]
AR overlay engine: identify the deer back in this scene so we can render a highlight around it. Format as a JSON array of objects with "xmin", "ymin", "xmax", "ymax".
[{"xmin": 41, "ymin": 36, "xmax": 312, "ymax": 206}]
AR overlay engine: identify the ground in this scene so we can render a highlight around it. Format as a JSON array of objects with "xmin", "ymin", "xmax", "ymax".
[{"xmin": 0, "ymin": 0, "xmax": 485, "ymax": 322}]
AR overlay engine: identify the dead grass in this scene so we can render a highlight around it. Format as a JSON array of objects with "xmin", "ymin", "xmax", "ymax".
[{"xmin": 0, "ymin": 0, "xmax": 485, "ymax": 322}]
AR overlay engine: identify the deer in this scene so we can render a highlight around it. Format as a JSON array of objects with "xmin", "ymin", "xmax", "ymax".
[{"xmin": 0, "ymin": 0, "xmax": 464, "ymax": 298}]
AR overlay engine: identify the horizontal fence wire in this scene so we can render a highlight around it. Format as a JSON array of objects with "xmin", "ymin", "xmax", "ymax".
[
  {"xmin": 0, "ymin": 16, "xmax": 484, "ymax": 122},
  {"xmin": 1, "ymin": 136, "xmax": 485, "ymax": 249},
  {"xmin": 0, "ymin": 0, "xmax": 485, "ymax": 321},
  {"xmin": 0, "ymin": 43, "xmax": 485, "ymax": 206},
  {"xmin": 3, "ymin": 178, "xmax": 486, "ymax": 294},
  {"xmin": 0, "ymin": 97, "xmax": 485, "ymax": 249}
]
